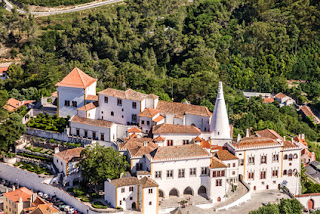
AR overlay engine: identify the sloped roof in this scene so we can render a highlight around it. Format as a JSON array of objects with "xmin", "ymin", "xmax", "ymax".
[
  {"xmin": 210, "ymin": 157, "xmax": 227, "ymax": 168},
  {"xmin": 55, "ymin": 67, "xmax": 97, "ymax": 89},
  {"xmin": 300, "ymin": 105, "xmax": 320, "ymax": 124},
  {"xmin": 263, "ymin": 97, "xmax": 274, "ymax": 103},
  {"xmin": 139, "ymin": 108, "xmax": 159, "ymax": 118},
  {"xmin": 0, "ymin": 66, "xmax": 8, "ymax": 74},
  {"xmin": 255, "ymin": 129, "xmax": 284, "ymax": 140},
  {"xmin": 128, "ymin": 127, "xmax": 142, "ymax": 133},
  {"xmin": 99, "ymin": 88, "xmax": 158, "ymax": 101},
  {"xmin": 275, "ymin": 93, "xmax": 288, "ymax": 99},
  {"xmin": 30, "ymin": 204, "xmax": 59, "ymax": 214},
  {"xmin": 4, "ymin": 98, "xmax": 20, "ymax": 111},
  {"xmin": 119, "ymin": 138, "xmax": 156, "ymax": 151},
  {"xmin": 193, "ymin": 136, "xmax": 203, "ymax": 142},
  {"xmin": 53, "ymin": 147, "xmax": 83, "ymax": 163},
  {"xmin": 152, "ymin": 123, "xmax": 201, "ymax": 135},
  {"xmin": 70, "ymin": 116, "xmax": 113, "ymax": 128},
  {"xmin": 154, "ymin": 136, "xmax": 165, "ymax": 142},
  {"xmin": 294, "ymin": 136, "xmax": 308, "ymax": 147},
  {"xmin": 156, "ymin": 100, "xmax": 212, "ymax": 118},
  {"xmin": 139, "ymin": 176, "xmax": 158, "ymax": 188},
  {"xmin": 3, "ymin": 187, "xmax": 33, "ymax": 202},
  {"xmin": 109, "ymin": 177, "xmax": 139, "ymax": 188},
  {"xmin": 200, "ymin": 141, "xmax": 211, "ymax": 149},
  {"xmin": 153, "ymin": 115, "xmax": 164, "ymax": 123},
  {"xmin": 283, "ymin": 141, "xmax": 299, "ymax": 149},
  {"xmin": 77, "ymin": 101, "xmax": 98, "ymax": 111},
  {"xmin": 233, "ymin": 136, "xmax": 281, "ymax": 149},
  {"xmin": 149, "ymin": 144, "xmax": 210, "ymax": 160},
  {"xmin": 216, "ymin": 150, "xmax": 238, "ymax": 161},
  {"xmin": 86, "ymin": 95, "xmax": 98, "ymax": 101}
]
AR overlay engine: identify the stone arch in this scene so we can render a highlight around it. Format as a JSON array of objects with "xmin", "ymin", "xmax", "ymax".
[
  {"xmin": 183, "ymin": 187, "xmax": 194, "ymax": 196},
  {"xmin": 169, "ymin": 188, "xmax": 179, "ymax": 197},
  {"xmin": 198, "ymin": 186, "xmax": 207, "ymax": 198},
  {"xmin": 132, "ymin": 202, "xmax": 136, "ymax": 210},
  {"xmin": 159, "ymin": 189, "xmax": 165, "ymax": 198}
]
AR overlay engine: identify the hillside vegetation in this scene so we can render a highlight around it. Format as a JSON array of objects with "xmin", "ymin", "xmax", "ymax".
[
  {"xmin": 1, "ymin": 0, "xmax": 320, "ymax": 141},
  {"xmin": 13, "ymin": 0, "xmax": 95, "ymax": 7}
]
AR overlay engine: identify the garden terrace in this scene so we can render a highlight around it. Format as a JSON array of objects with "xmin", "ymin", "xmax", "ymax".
[
  {"xmin": 13, "ymin": 162, "xmax": 54, "ymax": 175},
  {"xmin": 27, "ymin": 113, "xmax": 69, "ymax": 133}
]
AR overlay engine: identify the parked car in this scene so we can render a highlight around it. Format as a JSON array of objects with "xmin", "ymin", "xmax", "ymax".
[
  {"xmin": 64, "ymin": 206, "xmax": 71, "ymax": 212},
  {"xmin": 68, "ymin": 208, "xmax": 75, "ymax": 214},
  {"xmin": 38, "ymin": 192, "xmax": 44, "ymax": 197},
  {"xmin": 43, "ymin": 193, "xmax": 49, "ymax": 199}
]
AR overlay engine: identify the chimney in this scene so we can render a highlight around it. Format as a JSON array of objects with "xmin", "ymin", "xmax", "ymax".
[
  {"xmin": 237, "ymin": 134, "xmax": 241, "ymax": 142},
  {"xmin": 120, "ymin": 172, "xmax": 124, "ymax": 178},
  {"xmin": 299, "ymin": 134, "xmax": 301, "ymax": 139},
  {"xmin": 143, "ymin": 141, "xmax": 148, "ymax": 147},
  {"xmin": 12, "ymin": 186, "xmax": 15, "ymax": 191},
  {"xmin": 291, "ymin": 138, "xmax": 293, "ymax": 143},
  {"xmin": 19, "ymin": 196, "xmax": 22, "ymax": 204},
  {"xmin": 246, "ymin": 128, "xmax": 249, "ymax": 137},
  {"xmin": 107, "ymin": 178, "xmax": 111, "ymax": 183},
  {"xmin": 302, "ymin": 134, "xmax": 305, "ymax": 139},
  {"xmin": 5, "ymin": 188, "xmax": 8, "ymax": 193},
  {"xmin": 32, "ymin": 193, "xmax": 37, "ymax": 202},
  {"xmin": 283, "ymin": 136, "xmax": 286, "ymax": 141},
  {"xmin": 54, "ymin": 147, "xmax": 60, "ymax": 154}
]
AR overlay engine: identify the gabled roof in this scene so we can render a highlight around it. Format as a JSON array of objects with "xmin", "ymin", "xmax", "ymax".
[
  {"xmin": 300, "ymin": 105, "xmax": 320, "ymax": 124},
  {"xmin": 55, "ymin": 67, "xmax": 97, "ymax": 89},
  {"xmin": 119, "ymin": 138, "xmax": 157, "ymax": 152},
  {"xmin": 255, "ymin": 129, "xmax": 284, "ymax": 140},
  {"xmin": 86, "ymin": 95, "xmax": 98, "ymax": 101},
  {"xmin": 128, "ymin": 127, "xmax": 142, "ymax": 133},
  {"xmin": 99, "ymin": 88, "xmax": 158, "ymax": 101},
  {"xmin": 139, "ymin": 176, "xmax": 158, "ymax": 188},
  {"xmin": 275, "ymin": 92, "xmax": 288, "ymax": 99},
  {"xmin": 193, "ymin": 136, "xmax": 203, "ymax": 142},
  {"xmin": 153, "ymin": 115, "xmax": 164, "ymax": 123},
  {"xmin": 77, "ymin": 101, "xmax": 98, "ymax": 111},
  {"xmin": 53, "ymin": 147, "xmax": 83, "ymax": 163},
  {"xmin": 210, "ymin": 157, "xmax": 227, "ymax": 168},
  {"xmin": 283, "ymin": 141, "xmax": 299, "ymax": 149},
  {"xmin": 200, "ymin": 141, "xmax": 211, "ymax": 149},
  {"xmin": 154, "ymin": 136, "xmax": 165, "ymax": 142},
  {"xmin": 3, "ymin": 187, "xmax": 33, "ymax": 202},
  {"xmin": 156, "ymin": 100, "xmax": 212, "ymax": 118},
  {"xmin": 70, "ymin": 116, "xmax": 113, "ymax": 128},
  {"xmin": 109, "ymin": 177, "xmax": 139, "ymax": 188},
  {"xmin": 139, "ymin": 108, "xmax": 159, "ymax": 118},
  {"xmin": 294, "ymin": 136, "xmax": 308, "ymax": 147},
  {"xmin": 232, "ymin": 136, "xmax": 281, "ymax": 149},
  {"xmin": 263, "ymin": 97, "xmax": 274, "ymax": 103},
  {"xmin": 0, "ymin": 66, "xmax": 8, "ymax": 74},
  {"xmin": 4, "ymin": 98, "xmax": 35, "ymax": 112},
  {"xmin": 152, "ymin": 123, "xmax": 202, "ymax": 135},
  {"xmin": 216, "ymin": 150, "xmax": 238, "ymax": 161},
  {"xmin": 149, "ymin": 144, "xmax": 210, "ymax": 161}
]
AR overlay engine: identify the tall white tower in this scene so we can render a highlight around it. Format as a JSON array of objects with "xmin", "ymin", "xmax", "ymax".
[{"xmin": 210, "ymin": 82, "xmax": 232, "ymax": 146}]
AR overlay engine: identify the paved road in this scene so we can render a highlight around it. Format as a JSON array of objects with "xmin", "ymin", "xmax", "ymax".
[{"xmin": 3, "ymin": 0, "xmax": 123, "ymax": 16}]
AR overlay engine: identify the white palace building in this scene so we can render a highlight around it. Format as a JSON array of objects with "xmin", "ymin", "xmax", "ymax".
[{"xmin": 54, "ymin": 68, "xmax": 303, "ymax": 214}]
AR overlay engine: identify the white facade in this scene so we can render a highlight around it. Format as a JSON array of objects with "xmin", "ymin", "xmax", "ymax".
[
  {"xmin": 57, "ymin": 86, "xmax": 85, "ymax": 118},
  {"xmin": 152, "ymin": 133, "xmax": 199, "ymax": 147}
]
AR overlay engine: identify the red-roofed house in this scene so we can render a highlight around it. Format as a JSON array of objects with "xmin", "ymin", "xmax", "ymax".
[
  {"xmin": 274, "ymin": 92, "xmax": 295, "ymax": 107},
  {"xmin": 299, "ymin": 105, "xmax": 320, "ymax": 124},
  {"xmin": 0, "ymin": 66, "xmax": 9, "ymax": 81},
  {"xmin": 56, "ymin": 67, "xmax": 97, "ymax": 117},
  {"xmin": 4, "ymin": 98, "xmax": 36, "ymax": 112}
]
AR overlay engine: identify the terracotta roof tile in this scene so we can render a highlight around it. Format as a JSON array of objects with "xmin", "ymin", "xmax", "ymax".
[
  {"xmin": 55, "ymin": 67, "xmax": 97, "ymax": 89},
  {"xmin": 138, "ymin": 108, "xmax": 159, "ymax": 118},
  {"xmin": 154, "ymin": 136, "xmax": 165, "ymax": 142},
  {"xmin": 139, "ymin": 177, "xmax": 158, "ymax": 188},
  {"xmin": 193, "ymin": 136, "xmax": 203, "ymax": 142},
  {"xmin": 77, "ymin": 101, "xmax": 98, "ymax": 111},
  {"xmin": 294, "ymin": 136, "xmax": 308, "ymax": 147},
  {"xmin": 275, "ymin": 93, "xmax": 287, "ymax": 99},
  {"xmin": 99, "ymin": 88, "xmax": 158, "ymax": 101},
  {"xmin": 70, "ymin": 116, "xmax": 113, "ymax": 128},
  {"xmin": 300, "ymin": 105, "xmax": 320, "ymax": 124},
  {"xmin": 109, "ymin": 177, "xmax": 139, "ymax": 188},
  {"xmin": 86, "ymin": 95, "xmax": 98, "ymax": 101},
  {"xmin": 51, "ymin": 91, "xmax": 57, "ymax": 97},
  {"xmin": 128, "ymin": 127, "xmax": 142, "ymax": 133},
  {"xmin": 255, "ymin": 129, "xmax": 284, "ymax": 140},
  {"xmin": 153, "ymin": 115, "xmax": 164, "ymax": 123},
  {"xmin": 216, "ymin": 150, "xmax": 238, "ymax": 160},
  {"xmin": 0, "ymin": 66, "xmax": 8, "ymax": 74},
  {"xmin": 152, "ymin": 123, "xmax": 202, "ymax": 135},
  {"xmin": 54, "ymin": 147, "xmax": 83, "ymax": 163},
  {"xmin": 137, "ymin": 171, "xmax": 151, "ymax": 175},
  {"xmin": 119, "ymin": 138, "xmax": 156, "ymax": 152},
  {"xmin": 263, "ymin": 97, "xmax": 274, "ymax": 103},
  {"xmin": 149, "ymin": 144, "xmax": 210, "ymax": 160},
  {"xmin": 233, "ymin": 136, "xmax": 281, "ymax": 149},
  {"xmin": 283, "ymin": 140, "xmax": 299, "ymax": 149},
  {"xmin": 156, "ymin": 100, "xmax": 212, "ymax": 117},
  {"xmin": 210, "ymin": 157, "xmax": 227, "ymax": 168},
  {"xmin": 3, "ymin": 187, "xmax": 33, "ymax": 202},
  {"xmin": 200, "ymin": 141, "xmax": 210, "ymax": 149}
]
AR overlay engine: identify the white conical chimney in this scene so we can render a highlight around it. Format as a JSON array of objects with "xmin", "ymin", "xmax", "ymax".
[
  {"xmin": 246, "ymin": 128, "xmax": 249, "ymax": 137},
  {"xmin": 210, "ymin": 82, "xmax": 230, "ymax": 140},
  {"xmin": 237, "ymin": 134, "xmax": 241, "ymax": 142}
]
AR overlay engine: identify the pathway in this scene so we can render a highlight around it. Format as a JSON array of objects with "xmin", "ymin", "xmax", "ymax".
[{"xmin": 214, "ymin": 181, "xmax": 247, "ymax": 209}]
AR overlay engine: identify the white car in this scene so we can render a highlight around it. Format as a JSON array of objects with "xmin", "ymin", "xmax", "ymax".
[
  {"xmin": 38, "ymin": 192, "xmax": 44, "ymax": 197},
  {"xmin": 68, "ymin": 208, "xmax": 75, "ymax": 214},
  {"xmin": 43, "ymin": 193, "xmax": 48, "ymax": 199},
  {"xmin": 64, "ymin": 206, "xmax": 71, "ymax": 212}
]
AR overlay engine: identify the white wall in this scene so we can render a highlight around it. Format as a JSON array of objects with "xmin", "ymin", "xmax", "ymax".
[
  {"xmin": 104, "ymin": 182, "xmax": 117, "ymax": 208},
  {"xmin": 85, "ymin": 82, "xmax": 96, "ymax": 96},
  {"xmin": 296, "ymin": 195, "xmax": 320, "ymax": 210},
  {"xmin": 58, "ymin": 86, "xmax": 85, "ymax": 118},
  {"xmin": 153, "ymin": 133, "xmax": 198, "ymax": 146},
  {"xmin": 54, "ymin": 155, "xmax": 67, "ymax": 175},
  {"xmin": 185, "ymin": 114, "xmax": 210, "ymax": 132},
  {"xmin": 70, "ymin": 121, "xmax": 111, "ymax": 141},
  {"xmin": 142, "ymin": 187, "xmax": 157, "ymax": 214},
  {"xmin": 116, "ymin": 185, "xmax": 138, "ymax": 210}
]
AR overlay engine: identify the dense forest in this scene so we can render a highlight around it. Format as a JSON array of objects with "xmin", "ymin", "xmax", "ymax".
[
  {"xmin": 13, "ymin": 0, "xmax": 95, "ymax": 7},
  {"xmin": 1, "ymin": 0, "xmax": 320, "ymax": 142}
]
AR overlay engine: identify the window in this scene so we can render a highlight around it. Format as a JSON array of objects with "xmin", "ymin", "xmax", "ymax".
[
  {"xmin": 64, "ymin": 100, "xmax": 70, "ymax": 107},
  {"xmin": 129, "ymin": 186, "xmax": 134, "ymax": 192},
  {"xmin": 221, "ymin": 170, "xmax": 225, "ymax": 177},
  {"xmin": 155, "ymin": 171, "xmax": 162, "ymax": 179},
  {"xmin": 272, "ymin": 170, "xmax": 278, "ymax": 177},
  {"xmin": 104, "ymin": 96, "xmax": 108, "ymax": 103},
  {"xmin": 232, "ymin": 171, "xmax": 236, "ymax": 175},
  {"xmin": 233, "ymin": 163, "xmax": 236, "ymax": 167},
  {"xmin": 148, "ymin": 189, "xmax": 153, "ymax": 194},
  {"xmin": 228, "ymin": 163, "xmax": 230, "ymax": 167},
  {"xmin": 130, "ymin": 197, "xmax": 133, "ymax": 200},
  {"xmin": 240, "ymin": 159, "xmax": 244, "ymax": 166},
  {"xmin": 137, "ymin": 163, "xmax": 143, "ymax": 171},
  {"xmin": 167, "ymin": 140, "xmax": 173, "ymax": 146},
  {"xmin": 183, "ymin": 140, "xmax": 189, "ymax": 145},
  {"xmin": 293, "ymin": 154, "xmax": 298, "ymax": 159},
  {"xmin": 101, "ymin": 133, "xmax": 105, "ymax": 141},
  {"xmin": 167, "ymin": 170, "xmax": 173, "ymax": 178},
  {"xmin": 201, "ymin": 167, "xmax": 208, "ymax": 176},
  {"xmin": 76, "ymin": 129, "xmax": 80, "ymax": 136},
  {"xmin": 117, "ymin": 99, "xmax": 122, "ymax": 106},
  {"xmin": 248, "ymin": 172, "xmax": 254, "ymax": 179},
  {"xmin": 149, "ymin": 202, "xmax": 152, "ymax": 205},
  {"xmin": 190, "ymin": 168, "xmax": 196, "ymax": 176},
  {"xmin": 132, "ymin": 102, "xmax": 137, "ymax": 109},
  {"xmin": 289, "ymin": 154, "xmax": 293, "ymax": 161},
  {"xmin": 212, "ymin": 171, "xmax": 216, "ymax": 177},
  {"xmin": 72, "ymin": 101, "xmax": 77, "ymax": 107},
  {"xmin": 216, "ymin": 179, "xmax": 222, "ymax": 186},
  {"xmin": 178, "ymin": 169, "xmax": 185, "ymax": 178},
  {"xmin": 132, "ymin": 114, "xmax": 137, "ymax": 122},
  {"xmin": 120, "ymin": 201, "xmax": 122, "ymax": 205},
  {"xmin": 288, "ymin": 169, "xmax": 293, "ymax": 177},
  {"xmin": 93, "ymin": 132, "xmax": 96, "ymax": 139},
  {"xmin": 121, "ymin": 188, "xmax": 125, "ymax": 193},
  {"xmin": 141, "ymin": 120, "xmax": 145, "ymax": 125},
  {"xmin": 284, "ymin": 154, "xmax": 288, "ymax": 160},
  {"xmin": 261, "ymin": 155, "xmax": 267, "ymax": 164},
  {"xmin": 260, "ymin": 171, "xmax": 266, "ymax": 179},
  {"xmin": 147, "ymin": 121, "xmax": 150, "ymax": 126},
  {"xmin": 248, "ymin": 157, "xmax": 255, "ymax": 164},
  {"xmin": 283, "ymin": 170, "xmax": 287, "ymax": 175},
  {"xmin": 111, "ymin": 111, "xmax": 114, "ymax": 116},
  {"xmin": 273, "ymin": 154, "xmax": 279, "ymax": 162},
  {"xmin": 84, "ymin": 130, "xmax": 88, "ymax": 137}
]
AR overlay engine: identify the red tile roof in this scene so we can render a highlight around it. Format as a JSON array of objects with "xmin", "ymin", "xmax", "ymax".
[
  {"xmin": 200, "ymin": 141, "xmax": 211, "ymax": 149},
  {"xmin": 153, "ymin": 115, "xmax": 164, "ymax": 123},
  {"xmin": 193, "ymin": 136, "xmax": 203, "ymax": 142},
  {"xmin": 55, "ymin": 67, "xmax": 97, "ymax": 89},
  {"xmin": 300, "ymin": 105, "xmax": 320, "ymax": 124},
  {"xmin": 86, "ymin": 95, "xmax": 98, "ymax": 101},
  {"xmin": 275, "ymin": 92, "xmax": 287, "ymax": 99},
  {"xmin": 0, "ymin": 66, "xmax": 8, "ymax": 74},
  {"xmin": 128, "ymin": 127, "xmax": 142, "ymax": 133},
  {"xmin": 3, "ymin": 187, "xmax": 33, "ymax": 202},
  {"xmin": 139, "ymin": 176, "xmax": 158, "ymax": 188},
  {"xmin": 263, "ymin": 97, "xmax": 274, "ymax": 103},
  {"xmin": 51, "ymin": 91, "xmax": 57, "ymax": 97},
  {"xmin": 294, "ymin": 136, "xmax": 308, "ymax": 147},
  {"xmin": 156, "ymin": 100, "xmax": 212, "ymax": 117},
  {"xmin": 154, "ymin": 136, "xmax": 165, "ymax": 142},
  {"xmin": 216, "ymin": 150, "xmax": 238, "ymax": 160},
  {"xmin": 77, "ymin": 101, "xmax": 98, "ymax": 111},
  {"xmin": 152, "ymin": 123, "xmax": 202, "ymax": 135},
  {"xmin": 70, "ymin": 116, "xmax": 113, "ymax": 128},
  {"xmin": 149, "ymin": 144, "xmax": 210, "ymax": 160},
  {"xmin": 210, "ymin": 157, "xmax": 227, "ymax": 168},
  {"xmin": 4, "ymin": 98, "xmax": 35, "ymax": 112},
  {"xmin": 255, "ymin": 129, "xmax": 284, "ymax": 140},
  {"xmin": 119, "ymin": 138, "xmax": 156, "ymax": 152},
  {"xmin": 99, "ymin": 88, "xmax": 158, "ymax": 101},
  {"xmin": 139, "ymin": 108, "xmax": 159, "ymax": 118},
  {"xmin": 109, "ymin": 177, "xmax": 158, "ymax": 188},
  {"xmin": 283, "ymin": 141, "xmax": 299, "ymax": 149},
  {"xmin": 233, "ymin": 136, "xmax": 281, "ymax": 149},
  {"xmin": 54, "ymin": 147, "xmax": 83, "ymax": 163}
]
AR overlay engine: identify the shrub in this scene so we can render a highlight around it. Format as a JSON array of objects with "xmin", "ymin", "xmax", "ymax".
[
  {"xmin": 80, "ymin": 196, "xmax": 91, "ymax": 202},
  {"xmin": 5, "ymin": 152, "xmax": 16, "ymax": 158},
  {"xmin": 73, "ymin": 187, "xmax": 85, "ymax": 197},
  {"xmin": 92, "ymin": 201, "xmax": 107, "ymax": 209}
]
